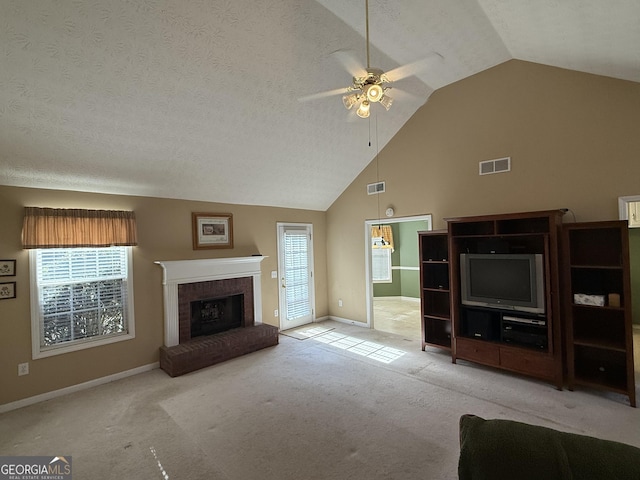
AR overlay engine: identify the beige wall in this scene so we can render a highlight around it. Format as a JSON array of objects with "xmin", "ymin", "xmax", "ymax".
[
  {"xmin": 3, "ymin": 59, "xmax": 640, "ymax": 406},
  {"xmin": 326, "ymin": 60, "xmax": 640, "ymax": 324},
  {"xmin": 0, "ymin": 186, "xmax": 327, "ymax": 405}
]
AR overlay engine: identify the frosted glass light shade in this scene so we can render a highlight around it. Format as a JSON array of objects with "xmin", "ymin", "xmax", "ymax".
[
  {"xmin": 342, "ymin": 93, "xmax": 359, "ymax": 110},
  {"xmin": 356, "ymin": 100, "xmax": 370, "ymax": 118},
  {"xmin": 379, "ymin": 94, "xmax": 393, "ymax": 111},
  {"xmin": 366, "ymin": 84, "xmax": 383, "ymax": 102}
]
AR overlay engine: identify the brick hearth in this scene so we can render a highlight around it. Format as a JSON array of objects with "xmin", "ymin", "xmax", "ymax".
[
  {"xmin": 155, "ymin": 257, "xmax": 277, "ymax": 377},
  {"xmin": 159, "ymin": 324, "xmax": 278, "ymax": 377}
]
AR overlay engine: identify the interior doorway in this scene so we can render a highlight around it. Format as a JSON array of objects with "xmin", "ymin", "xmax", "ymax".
[{"xmin": 365, "ymin": 215, "xmax": 432, "ymax": 338}]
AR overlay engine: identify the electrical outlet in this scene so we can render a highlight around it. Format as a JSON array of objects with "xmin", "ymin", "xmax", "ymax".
[
  {"xmin": 18, "ymin": 362, "xmax": 29, "ymax": 376},
  {"xmin": 274, "ymin": 309, "xmax": 278, "ymax": 317},
  {"xmin": 338, "ymin": 299, "xmax": 343, "ymax": 307}
]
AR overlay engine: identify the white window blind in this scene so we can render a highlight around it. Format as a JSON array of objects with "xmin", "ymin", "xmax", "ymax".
[
  {"xmin": 372, "ymin": 248, "xmax": 392, "ymax": 283},
  {"xmin": 284, "ymin": 230, "xmax": 311, "ymax": 320},
  {"xmin": 31, "ymin": 247, "xmax": 134, "ymax": 357}
]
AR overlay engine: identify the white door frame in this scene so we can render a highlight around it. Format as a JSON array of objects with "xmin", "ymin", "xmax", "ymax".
[
  {"xmin": 364, "ymin": 215, "xmax": 432, "ymax": 329},
  {"xmin": 277, "ymin": 222, "xmax": 316, "ymax": 330}
]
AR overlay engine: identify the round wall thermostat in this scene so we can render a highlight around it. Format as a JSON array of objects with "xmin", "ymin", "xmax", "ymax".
[{"xmin": 385, "ymin": 207, "xmax": 394, "ymax": 217}]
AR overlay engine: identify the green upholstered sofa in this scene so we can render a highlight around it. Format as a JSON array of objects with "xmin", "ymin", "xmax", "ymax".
[{"xmin": 458, "ymin": 414, "xmax": 640, "ymax": 480}]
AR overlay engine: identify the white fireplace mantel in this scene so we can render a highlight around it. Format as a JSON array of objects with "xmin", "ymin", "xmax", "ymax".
[{"xmin": 155, "ymin": 256, "xmax": 267, "ymax": 347}]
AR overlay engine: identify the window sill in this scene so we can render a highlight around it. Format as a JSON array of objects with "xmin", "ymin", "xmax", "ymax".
[{"xmin": 33, "ymin": 332, "xmax": 135, "ymax": 359}]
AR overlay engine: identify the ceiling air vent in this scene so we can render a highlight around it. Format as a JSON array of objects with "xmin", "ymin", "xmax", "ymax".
[
  {"xmin": 367, "ymin": 181, "xmax": 386, "ymax": 195},
  {"xmin": 479, "ymin": 157, "xmax": 511, "ymax": 176}
]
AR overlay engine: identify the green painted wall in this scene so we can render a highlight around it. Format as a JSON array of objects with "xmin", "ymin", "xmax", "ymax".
[
  {"xmin": 629, "ymin": 229, "xmax": 640, "ymax": 325},
  {"xmin": 398, "ymin": 221, "xmax": 422, "ymax": 298},
  {"xmin": 373, "ymin": 221, "xmax": 425, "ymax": 298}
]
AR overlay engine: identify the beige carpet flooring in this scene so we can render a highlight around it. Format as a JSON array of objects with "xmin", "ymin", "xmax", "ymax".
[{"xmin": 1, "ymin": 320, "xmax": 639, "ymax": 480}]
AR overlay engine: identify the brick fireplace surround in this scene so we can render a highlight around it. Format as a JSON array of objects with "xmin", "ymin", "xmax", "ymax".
[{"xmin": 155, "ymin": 257, "xmax": 279, "ymax": 377}]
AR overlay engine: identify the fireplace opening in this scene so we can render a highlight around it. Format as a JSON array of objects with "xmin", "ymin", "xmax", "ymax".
[{"xmin": 190, "ymin": 294, "xmax": 244, "ymax": 338}]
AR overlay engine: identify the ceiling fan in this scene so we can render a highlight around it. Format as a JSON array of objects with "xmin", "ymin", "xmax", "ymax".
[{"xmin": 299, "ymin": 0, "xmax": 442, "ymax": 119}]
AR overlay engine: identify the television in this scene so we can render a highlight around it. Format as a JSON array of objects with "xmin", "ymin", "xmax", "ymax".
[{"xmin": 460, "ymin": 253, "xmax": 545, "ymax": 314}]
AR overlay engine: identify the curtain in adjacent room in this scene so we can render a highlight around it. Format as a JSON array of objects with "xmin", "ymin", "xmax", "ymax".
[
  {"xmin": 371, "ymin": 225, "xmax": 394, "ymax": 251},
  {"xmin": 22, "ymin": 207, "xmax": 138, "ymax": 248}
]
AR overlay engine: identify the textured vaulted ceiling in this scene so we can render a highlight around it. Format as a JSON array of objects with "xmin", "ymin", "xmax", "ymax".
[{"xmin": 1, "ymin": 0, "xmax": 639, "ymax": 211}]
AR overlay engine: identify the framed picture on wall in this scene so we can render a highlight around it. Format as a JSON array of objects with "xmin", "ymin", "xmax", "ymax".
[
  {"xmin": 0, "ymin": 260, "xmax": 16, "ymax": 276},
  {"xmin": 0, "ymin": 282, "xmax": 16, "ymax": 300},
  {"xmin": 192, "ymin": 212, "xmax": 234, "ymax": 250}
]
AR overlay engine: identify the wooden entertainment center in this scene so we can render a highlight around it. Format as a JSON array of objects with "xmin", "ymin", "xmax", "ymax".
[{"xmin": 419, "ymin": 210, "xmax": 636, "ymax": 406}]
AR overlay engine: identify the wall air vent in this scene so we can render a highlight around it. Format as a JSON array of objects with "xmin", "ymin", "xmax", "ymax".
[
  {"xmin": 479, "ymin": 157, "xmax": 511, "ymax": 176},
  {"xmin": 367, "ymin": 181, "xmax": 386, "ymax": 195}
]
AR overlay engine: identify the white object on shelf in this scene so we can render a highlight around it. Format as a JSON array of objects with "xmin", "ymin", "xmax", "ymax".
[{"xmin": 573, "ymin": 293, "xmax": 605, "ymax": 306}]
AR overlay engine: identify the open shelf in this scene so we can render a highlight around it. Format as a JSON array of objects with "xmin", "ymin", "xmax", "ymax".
[
  {"xmin": 570, "ymin": 267, "xmax": 625, "ymax": 305},
  {"xmin": 423, "ymin": 290, "xmax": 451, "ymax": 318},
  {"xmin": 567, "ymin": 227, "xmax": 623, "ymax": 266},
  {"xmin": 419, "ymin": 230, "xmax": 451, "ymax": 351},
  {"xmin": 562, "ymin": 220, "xmax": 636, "ymax": 407},
  {"xmin": 496, "ymin": 217, "xmax": 552, "ymax": 234},
  {"xmin": 422, "ymin": 262, "xmax": 450, "ymax": 290},
  {"xmin": 424, "ymin": 317, "xmax": 451, "ymax": 350},
  {"xmin": 573, "ymin": 345, "xmax": 629, "ymax": 393},
  {"xmin": 449, "ymin": 221, "xmax": 495, "ymax": 237},
  {"xmin": 420, "ymin": 234, "xmax": 449, "ymax": 261},
  {"xmin": 571, "ymin": 305, "xmax": 626, "ymax": 350}
]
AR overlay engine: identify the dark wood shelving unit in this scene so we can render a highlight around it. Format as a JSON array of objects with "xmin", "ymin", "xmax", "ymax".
[
  {"xmin": 561, "ymin": 221, "xmax": 636, "ymax": 407},
  {"xmin": 445, "ymin": 210, "xmax": 566, "ymax": 389},
  {"xmin": 418, "ymin": 211, "xmax": 636, "ymax": 406},
  {"xmin": 419, "ymin": 230, "xmax": 451, "ymax": 351}
]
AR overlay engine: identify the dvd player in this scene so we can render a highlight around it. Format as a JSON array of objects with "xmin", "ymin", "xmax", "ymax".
[
  {"xmin": 503, "ymin": 315, "xmax": 546, "ymax": 326},
  {"xmin": 502, "ymin": 326, "xmax": 548, "ymax": 349}
]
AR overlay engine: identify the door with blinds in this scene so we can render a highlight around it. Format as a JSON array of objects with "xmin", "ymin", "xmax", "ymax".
[{"xmin": 277, "ymin": 223, "xmax": 314, "ymax": 330}]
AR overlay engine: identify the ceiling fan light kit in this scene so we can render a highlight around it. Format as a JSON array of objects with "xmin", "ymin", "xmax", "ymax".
[{"xmin": 346, "ymin": 64, "xmax": 394, "ymax": 118}]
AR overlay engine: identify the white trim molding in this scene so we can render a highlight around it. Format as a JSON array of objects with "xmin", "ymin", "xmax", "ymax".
[
  {"xmin": 328, "ymin": 316, "xmax": 369, "ymax": 327},
  {"xmin": 364, "ymin": 215, "xmax": 432, "ymax": 328},
  {"xmin": 0, "ymin": 362, "xmax": 159, "ymax": 414}
]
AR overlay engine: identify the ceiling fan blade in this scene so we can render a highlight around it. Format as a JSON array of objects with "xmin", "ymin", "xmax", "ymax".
[
  {"xmin": 298, "ymin": 87, "xmax": 349, "ymax": 103},
  {"xmin": 330, "ymin": 49, "xmax": 367, "ymax": 79},
  {"xmin": 384, "ymin": 52, "xmax": 444, "ymax": 83}
]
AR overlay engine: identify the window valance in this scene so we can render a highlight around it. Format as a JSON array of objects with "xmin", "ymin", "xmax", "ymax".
[
  {"xmin": 371, "ymin": 225, "xmax": 394, "ymax": 251},
  {"xmin": 22, "ymin": 207, "xmax": 138, "ymax": 248}
]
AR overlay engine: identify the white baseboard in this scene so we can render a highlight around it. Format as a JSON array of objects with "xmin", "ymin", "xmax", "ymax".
[
  {"xmin": 328, "ymin": 316, "xmax": 369, "ymax": 328},
  {"xmin": 0, "ymin": 362, "xmax": 159, "ymax": 414},
  {"xmin": 373, "ymin": 295, "xmax": 420, "ymax": 303}
]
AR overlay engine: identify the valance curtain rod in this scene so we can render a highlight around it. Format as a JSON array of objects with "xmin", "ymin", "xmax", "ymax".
[{"xmin": 22, "ymin": 207, "xmax": 138, "ymax": 249}]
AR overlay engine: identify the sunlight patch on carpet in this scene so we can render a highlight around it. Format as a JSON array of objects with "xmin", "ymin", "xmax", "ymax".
[
  {"xmin": 311, "ymin": 331, "xmax": 406, "ymax": 364},
  {"xmin": 297, "ymin": 326, "xmax": 334, "ymax": 338},
  {"xmin": 280, "ymin": 325, "xmax": 334, "ymax": 340}
]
